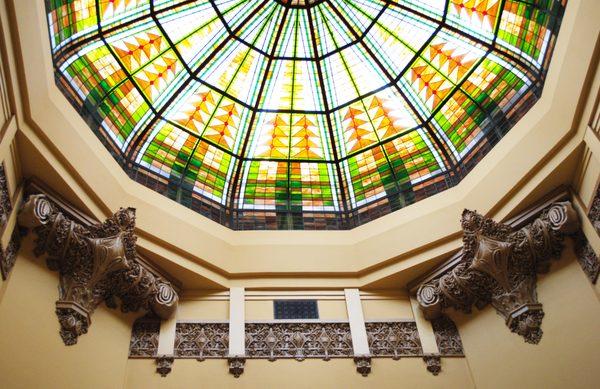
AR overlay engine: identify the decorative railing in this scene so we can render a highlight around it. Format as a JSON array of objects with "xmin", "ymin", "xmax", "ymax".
[
  {"xmin": 175, "ymin": 322, "xmax": 229, "ymax": 360},
  {"xmin": 245, "ymin": 322, "xmax": 353, "ymax": 361},
  {"xmin": 431, "ymin": 316, "xmax": 464, "ymax": 356},
  {"xmin": 128, "ymin": 319, "xmax": 465, "ymax": 378},
  {"xmin": 365, "ymin": 321, "xmax": 422, "ymax": 359},
  {"xmin": 129, "ymin": 317, "xmax": 160, "ymax": 358},
  {"xmin": 0, "ymin": 163, "xmax": 19, "ymax": 281}
]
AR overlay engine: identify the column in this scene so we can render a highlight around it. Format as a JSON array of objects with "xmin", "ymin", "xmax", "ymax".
[
  {"xmin": 410, "ymin": 295, "xmax": 441, "ymax": 375},
  {"xmin": 228, "ymin": 287, "xmax": 245, "ymax": 377},
  {"xmin": 344, "ymin": 288, "xmax": 371, "ymax": 376},
  {"xmin": 155, "ymin": 309, "xmax": 177, "ymax": 377}
]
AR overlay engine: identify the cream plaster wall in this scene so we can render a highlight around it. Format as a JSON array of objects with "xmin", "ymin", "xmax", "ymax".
[
  {"xmin": 361, "ymin": 298, "xmax": 413, "ymax": 320},
  {"xmin": 1, "ymin": 235, "xmax": 599, "ymax": 388},
  {"xmin": 176, "ymin": 295, "xmax": 412, "ymax": 322},
  {"xmin": 244, "ymin": 300, "xmax": 276, "ymax": 321},
  {"xmin": 317, "ymin": 300, "xmax": 349, "ymax": 320},
  {"xmin": 177, "ymin": 300, "xmax": 229, "ymax": 322},
  {"xmin": 440, "ymin": 109, "xmax": 600, "ymax": 389},
  {"xmin": 452, "ymin": 241, "xmax": 600, "ymax": 389},
  {"xmin": 0, "ymin": 235, "xmax": 138, "ymax": 389},
  {"xmin": 572, "ymin": 56, "xmax": 600, "ymax": 298},
  {"xmin": 125, "ymin": 356, "xmax": 474, "ymax": 389},
  {"xmin": 576, "ymin": 150, "xmax": 600, "ymax": 210}
]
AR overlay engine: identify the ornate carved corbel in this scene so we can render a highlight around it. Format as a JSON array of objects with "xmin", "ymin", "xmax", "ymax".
[
  {"xmin": 18, "ymin": 194, "xmax": 179, "ymax": 345},
  {"xmin": 354, "ymin": 355, "xmax": 372, "ymax": 376},
  {"xmin": 228, "ymin": 356, "xmax": 245, "ymax": 378},
  {"xmin": 423, "ymin": 354, "xmax": 441, "ymax": 375},
  {"xmin": 156, "ymin": 355, "xmax": 174, "ymax": 377},
  {"xmin": 417, "ymin": 202, "xmax": 579, "ymax": 344}
]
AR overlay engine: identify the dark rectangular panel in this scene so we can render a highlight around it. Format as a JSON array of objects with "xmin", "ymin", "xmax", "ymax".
[{"xmin": 274, "ymin": 300, "xmax": 319, "ymax": 320}]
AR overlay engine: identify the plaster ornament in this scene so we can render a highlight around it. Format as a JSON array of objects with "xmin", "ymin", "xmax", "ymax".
[
  {"xmin": 417, "ymin": 202, "xmax": 579, "ymax": 344},
  {"xmin": 18, "ymin": 194, "xmax": 179, "ymax": 345}
]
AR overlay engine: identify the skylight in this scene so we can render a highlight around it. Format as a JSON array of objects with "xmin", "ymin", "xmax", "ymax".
[{"xmin": 46, "ymin": 0, "xmax": 565, "ymax": 230}]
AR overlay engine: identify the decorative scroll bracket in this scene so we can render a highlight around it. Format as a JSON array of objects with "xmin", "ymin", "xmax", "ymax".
[
  {"xmin": 417, "ymin": 202, "xmax": 579, "ymax": 344},
  {"xmin": 18, "ymin": 194, "xmax": 179, "ymax": 345}
]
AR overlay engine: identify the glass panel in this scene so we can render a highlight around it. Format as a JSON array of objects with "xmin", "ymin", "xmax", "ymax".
[{"xmin": 46, "ymin": 0, "xmax": 567, "ymax": 230}]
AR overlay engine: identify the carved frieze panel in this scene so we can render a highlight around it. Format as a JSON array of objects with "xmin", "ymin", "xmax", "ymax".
[
  {"xmin": 417, "ymin": 202, "xmax": 579, "ymax": 344},
  {"xmin": 18, "ymin": 194, "xmax": 179, "ymax": 345},
  {"xmin": 129, "ymin": 320, "xmax": 465, "ymax": 377},
  {"xmin": 0, "ymin": 227, "xmax": 21, "ymax": 280},
  {"xmin": 129, "ymin": 317, "xmax": 160, "ymax": 358},
  {"xmin": 431, "ymin": 315, "xmax": 464, "ymax": 356},
  {"xmin": 0, "ymin": 163, "xmax": 12, "ymax": 229},
  {"xmin": 174, "ymin": 323, "xmax": 229, "ymax": 359},
  {"xmin": 245, "ymin": 322, "xmax": 353, "ymax": 361},
  {"xmin": 588, "ymin": 185, "xmax": 600, "ymax": 235},
  {"xmin": 365, "ymin": 321, "xmax": 422, "ymax": 359},
  {"xmin": 574, "ymin": 232, "xmax": 600, "ymax": 284}
]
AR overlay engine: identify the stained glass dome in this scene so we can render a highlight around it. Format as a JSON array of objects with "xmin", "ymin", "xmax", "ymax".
[{"xmin": 46, "ymin": 0, "xmax": 565, "ymax": 230}]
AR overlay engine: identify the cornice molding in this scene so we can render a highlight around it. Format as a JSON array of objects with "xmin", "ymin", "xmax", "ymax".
[
  {"xmin": 18, "ymin": 194, "xmax": 179, "ymax": 345},
  {"xmin": 416, "ymin": 202, "xmax": 579, "ymax": 344}
]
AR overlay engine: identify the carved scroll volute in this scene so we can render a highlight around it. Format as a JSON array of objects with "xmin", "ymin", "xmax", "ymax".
[
  {"xmin": 416, "ymin": 283, "xmax": 442, "ymax": 320},
  {"xmin": 18, "ymin": 194, "xmax": 52, "ymax": 228},
  {"xmin": 152, "ymin": 282, "xmax": 178, "ymax": 319},
  {"xmin": 416, "ymin": 201, "xmax": 580, "ymax": 344},
  {"xmin": 547, "ymin": 202, "xmax": 579, "ymax": 234},
  {"xmin": 18, "ymin": 194, "xmax": 179, "ymax": 345}
]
